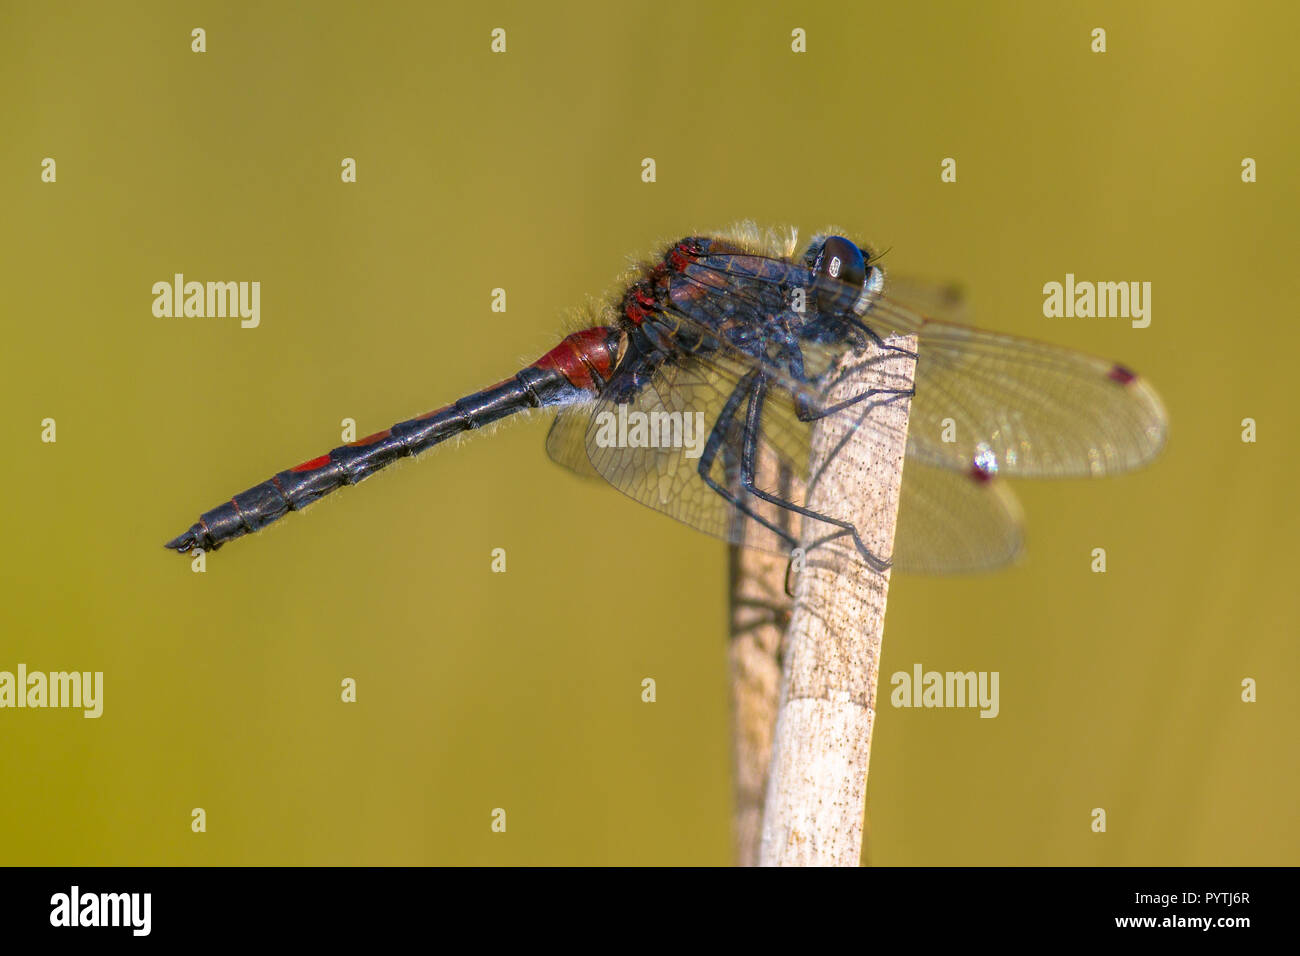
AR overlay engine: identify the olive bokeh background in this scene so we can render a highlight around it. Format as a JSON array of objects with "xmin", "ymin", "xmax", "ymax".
[{"xmin": 3, "ymin": 1, "xmax": 1297, "ymax": 865}]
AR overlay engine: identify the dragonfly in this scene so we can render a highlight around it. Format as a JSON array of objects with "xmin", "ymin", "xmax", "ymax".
[{"xmin": 165, "ymin": 223, "xmax": 1167, "ymax": 571}]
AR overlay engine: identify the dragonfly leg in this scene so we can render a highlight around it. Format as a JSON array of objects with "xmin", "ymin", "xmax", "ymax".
[
  {"xmin": 820, "ymin": 351, "xmax": 916, "ymax": 404},
  {"xmin": 792, "ymin": 371, "xmax": 914, "ymax": 424},
  {"xmin": 846, "ymin": 317, "xmax": 919, "ymax": 360},
  {"xmin": 740, "ymin": 377, "xmax": 892, "ymax": 573},
  {"xmin": 696, "ymin": 373, "xmax": 802, "ymax": 552}
]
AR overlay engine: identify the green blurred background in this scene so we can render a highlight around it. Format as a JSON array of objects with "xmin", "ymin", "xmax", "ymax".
[{"xmin": 2, "ymin": 1, "xmax": 1296, "ymax": 865}]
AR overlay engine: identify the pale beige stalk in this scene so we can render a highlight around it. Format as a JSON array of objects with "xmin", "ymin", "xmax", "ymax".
[
  {"xmin": 758, "ymin": 333, "xmax": 917, "ymax": 867},
  {"xmin": 728, "ymin": 539, "xmax": 791, "ymax": 867}
]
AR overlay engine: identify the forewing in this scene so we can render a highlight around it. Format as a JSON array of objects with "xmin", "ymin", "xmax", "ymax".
[
  {"xmin": 863, "ymin": 294, "xmax": 1168, "ymax": 477},
  {"xmin": 877, "ymin": 274, "xmax": 970, "ymax": 324}
]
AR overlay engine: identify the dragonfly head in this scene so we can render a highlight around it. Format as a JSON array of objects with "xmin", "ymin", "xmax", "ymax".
[{"xmin": 808, "ymin": 235, "xmax": 879, "ymax": 315}]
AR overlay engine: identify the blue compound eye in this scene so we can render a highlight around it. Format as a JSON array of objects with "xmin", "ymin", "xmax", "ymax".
[{"xmin": 813, "ymin": 236, "xmax": 866, "ymax": 311}]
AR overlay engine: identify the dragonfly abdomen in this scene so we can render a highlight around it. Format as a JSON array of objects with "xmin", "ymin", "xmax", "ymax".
[{"xmin": 165, "ymin": 327, "xmax": 621, "ymax": 553}]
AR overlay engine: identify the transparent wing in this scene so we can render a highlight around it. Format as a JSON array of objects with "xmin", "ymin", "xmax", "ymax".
[
  {"xmin": 863, "ymin": 292, "xmax": 1168, "ymax": 477},
  {"xmin": 894, "ymin": 462, "xmax": 1024, "ymax": 573},
  {"xmin": 546, "ymin": 402, "xmax": 603, "ymax": 480},
  {"xmin": 876, "ymin": 274, "xmax": 970, "ymax": 324}
]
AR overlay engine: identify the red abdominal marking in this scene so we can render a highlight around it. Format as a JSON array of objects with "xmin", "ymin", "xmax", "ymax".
[
  {"xmin": 1108, "ymin": 364, "xmax": 1138, "ymax": 385},
  {"xmin": 534, "ymin": 328, "xmax": 618, "ymax": 390},
  {"xmin": 291, "ymin": 454, "xmax": 332, "ymax": 473}
]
